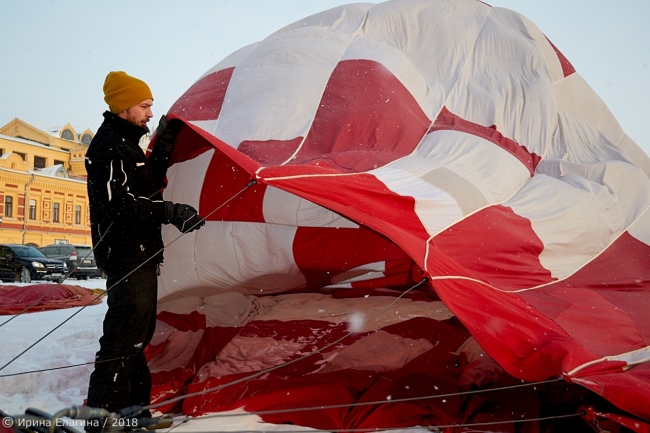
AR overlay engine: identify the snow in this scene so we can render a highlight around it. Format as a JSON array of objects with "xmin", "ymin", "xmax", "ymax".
[{"xmin": 0, "ymin": 279, "xmax": 106, "ymax": 415}]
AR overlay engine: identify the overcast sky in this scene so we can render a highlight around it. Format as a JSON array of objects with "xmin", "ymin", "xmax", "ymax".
[{"xmin": 1, "ymin": 0, "xmax": 648, "ymax": 155}]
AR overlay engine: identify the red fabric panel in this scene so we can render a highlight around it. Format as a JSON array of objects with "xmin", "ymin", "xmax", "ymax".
[
  {"xmin": 263, "ymin": 172, "xmax": 429, "ymax": 263},
  {"xmin": 459, "ymin": 386, "xmax": 541, "ymax": 433},
  {"xmin": 561, "ymin": 232, "xmax": 650, "ymax": 290},
  {"xmin": 430, "ymin": 107, "xmax": 542, "ymax": 175},
  {"xmin": 171, "ymin": 119, "xmax": 263, "ymax": 174},
  {"xmin": 431, "ymin": 205, "xmax": 554, "ymax": 290},
  {"xmin": 199, "ymin": 147, "xmax": 267, "ymax": 223},
  {"xmin": 177, "ymin": 317, "xmax": 480, "ymax": 430},
  {"xmin": 545, "ymin": 287, "xmax": 644, "ymax": 356},
  {"xmin": 168, "ymin": 68, "xmax": 234, "ymax": 121},
  {"xmin": 188, "ymin": 327, "xmax": 240, "ymax": 372},
  {"xmin": 292, "ymin": 226, "xmax": 418, "ymax": 290},
  {"xmin": 156, "ymin": 311, "xmax": 206, "ymax": 332},
  {"xmin": 582, "ymin": 405, "xmax": 650, "ymax": 433},
  {"xmin": 344, "ymin": 372, "xmax": 461, "ymax": 430},
  {"xmin": 166, "ymin": 121, "xmax": 217, "ymax": 166},
  {"xmin": 430, "ymin": 227, "xmax": 650, "ymax": 421},
  {"xmin": 545, "ymin": 37, "xmax": 576, "ymax": 78},
  {"xmin": 238, "ymin": 137, "xmax": 303, "ymax": 166},
  {"xmin": 427, "ymin": 274, "xmax": 595, "ymax": 382},
  {"xmin": 0, "ymin": 284, "xmax": 101, "ymax": 315},
  {"xmin": 573, "ymin": 362, "xmax": 650, "ymax": 424},
  {"xmin": 184, "ymin": 369, "xmax": 376, "ymax": 429},
  {"xmin": 380, "ymin": 316, "xmax": 471, "ymax": 351},
  {"xmin": 528, "ymin": 232, "xmax": 650, "ymax": 353},
  {"xmin": 288, "ymin": 59, "xmax": 431, "ymax": 173},
  {"xmin": 149, "ymin": 367, "xmax": 195, "ymax": 414},
  {"xmin": 239, "ymin": 319, "xmax": 359, "ymax": 348}
]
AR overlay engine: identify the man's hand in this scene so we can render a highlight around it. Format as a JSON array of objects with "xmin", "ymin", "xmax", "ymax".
[
  {"xmin": 164, "ymin": 202, "xmax": 205, "ymax": 233},
  {"xmin": 154, "ymin": 115, "xmax": 183, "ymax": 151}
]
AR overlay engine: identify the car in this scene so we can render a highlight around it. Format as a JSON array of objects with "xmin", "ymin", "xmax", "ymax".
[
  {"xmin": 37, "ymin": 244, "xmax": 102, "ymax": 279},
  {"xmin": 0, "ymin": 244, "xmax": 68, "ymax": 283}
]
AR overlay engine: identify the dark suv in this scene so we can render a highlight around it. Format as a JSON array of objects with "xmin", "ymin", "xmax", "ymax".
[
  {"xmin": 38, "ymin": 244, "xmax": 101, "ymax": 279},
  {"xmin": 0, "ymin": 244, "xmax": 67, "ymax": 283}
]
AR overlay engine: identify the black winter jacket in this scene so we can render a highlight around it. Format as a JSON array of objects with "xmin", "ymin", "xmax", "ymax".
[{"xmin": 86, "ymin": 111, "xmax": 173, "ymax": 273}]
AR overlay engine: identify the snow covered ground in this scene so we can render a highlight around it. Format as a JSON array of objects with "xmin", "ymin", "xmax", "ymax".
[
  {"xmin": 0, "ymin": 279, "xmax": 106, "ymax": 415},
  {"xmin": 0, "ymin": 280, "xmax": 371, "ymax": 432}
]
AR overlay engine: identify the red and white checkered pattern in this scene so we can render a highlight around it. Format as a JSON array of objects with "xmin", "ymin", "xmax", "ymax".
[{"xmin": 154, "ymin": 0, "xmax": 650, "ymax": 424}]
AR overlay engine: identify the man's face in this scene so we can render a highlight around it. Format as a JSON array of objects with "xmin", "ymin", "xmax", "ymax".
[{"xmin": 118, "ymin": 99, "xmax": 153, "ymax": 128}]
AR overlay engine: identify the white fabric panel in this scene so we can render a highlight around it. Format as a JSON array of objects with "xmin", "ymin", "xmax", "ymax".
[
  {"xmin": 197, "ymin": 43, "xmax": 260, "ymax": 80},
  {"xmin": 370, "ymin": 166, "xmax": 463, "ymax": 236},
  {"xmin": 329, "ymin": 261, "xmax": 386, "ymax": 286},
  {"xmin": 445, "ymin": 7, "xmax": 557, "ymax": 157},
  {"xmin": 545, "ymin": 111, "xmax": 631, "ymax": 165},
  {"xmin": 501, "ymin": 7, "xmax": 564, "ymax": 85},
  {"xmin": 158, "ymin": 228, "xmax": 202, "ymax": 301},
  {"xmin": 277, "ymin": 3, "xmax": 373, "ymax": 35},
  {"xmin": 189, "ymin": 120, "xmax": 219, "ymax": 137},
  {"xmin": 162, "ymin": 149, "xmax": 214, "ymax": 205},
  {"xmin": 628, "ymin": 206, "xmax": 650, "ymax": 246},
  {"xmin": 537, "ymin": 159, "xmax": 650, "ymax": 229},
  {"xmin": 554, "ymin": 73, "xmax": 625, "ymax": 148},
  {"xmin": 409, "ymin": 130, "xmax": 531, "ymax": 202},
  {"xmin": 388, "ymin": 155, "xmax": 496, "ymax": 207},
  {"xmin": 507, "ymin": 167, "xmax": 650, "ymax": 279},
  {"xmin": 263, "ymin": 185, "xmax": 359, "ymax": 228},
  {"xmin": 195, "ymin": 221, "xmax": 305, "ymax": 296},
  {"xmin": 214, "ymin": 6, "xmax": 368, "ymax": 146},
  {"xmin": 158, "ymin": 150, "xmax": 214, "ymax": 300},
  {"xmin": 616, "ymin": 134, "xmax": 650, "ymax": 179},
  {"xmin": 161, "ymin": 221, "xmax": 306, "ymax": 301},
  {"xmin": 348, "ymin": 0, "xmax": 490, "ymax": 119},
  {"xmin": 420, "ymin": 167, "xmax": 490, "ymax": 216}
]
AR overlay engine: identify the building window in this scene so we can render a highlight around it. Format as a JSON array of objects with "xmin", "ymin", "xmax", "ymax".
[
  {"xmin": 4, "ymin": 196, "xmax": 12, "ymax": 218},
  {"xmin": 15, "ymin": 152, "xmax": 26, "ymax": 161},
  {"xmin": 61, "ymin": 129, "xmax": 74, "ymax": 141},
  {"xmin": 54, "ymin": 159, "xmax": 65, "ymax": 167},
  {"xmin": 75, "ymin": 205, "xmax": 81, "ymax": 224},
  {"xmin": 53, "ymin": 202, "xmax": 60, "ymax": 223},
  {"xmin": 34, "ymin": 156, "xmax": 47, "ymax": 169},
  {"xmin": 81, "ymin": 134, "xmax": 92, "ymax": 145},
  {"xmin": 29, "ymin": 199, "xmax": 37, "ymax": 220}
]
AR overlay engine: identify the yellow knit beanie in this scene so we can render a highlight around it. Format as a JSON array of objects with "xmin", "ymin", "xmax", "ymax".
[{"xmin": 103, "ymin": 71, "xmax": 153, "ymax": 114}]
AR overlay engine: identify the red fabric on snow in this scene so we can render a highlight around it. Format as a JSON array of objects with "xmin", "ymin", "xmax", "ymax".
[{"xmin": 0, "ymin": 284, "xmax": 102, "ymax": 315}]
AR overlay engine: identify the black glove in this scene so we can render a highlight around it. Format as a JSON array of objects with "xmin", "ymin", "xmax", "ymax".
[
  {"xmin": 155, "ymin": 115, "xmax": 183, "ymax": 152},
  {"xmin": 164, "ymin": 201, "xmax": 205, "ymax": 233}
]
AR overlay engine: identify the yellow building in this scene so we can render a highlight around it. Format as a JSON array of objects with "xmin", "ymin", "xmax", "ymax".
[{"xmin": 0, "ymin": 118, "xmax": 94, "ymax": 247}]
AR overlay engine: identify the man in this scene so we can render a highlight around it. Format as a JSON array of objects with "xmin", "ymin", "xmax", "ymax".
[{"xmin": 85, "ymin": 71, "xmax": 205, "ymax": 416}]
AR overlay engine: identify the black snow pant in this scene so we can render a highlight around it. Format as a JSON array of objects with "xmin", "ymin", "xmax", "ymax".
[{"xmin": 87, "ymin": 264, "xmax": 158, "ymax": 414}]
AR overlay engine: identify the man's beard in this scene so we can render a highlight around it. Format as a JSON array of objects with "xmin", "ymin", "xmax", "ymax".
[{"xmin": 125, "ymin": 109, "xmax": 147, "ymax": 127}]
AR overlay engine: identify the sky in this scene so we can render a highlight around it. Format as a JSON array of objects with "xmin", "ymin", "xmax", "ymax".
[{"xmin": 0, "ymin": 0, "xmax": 648, "ymax": 155}]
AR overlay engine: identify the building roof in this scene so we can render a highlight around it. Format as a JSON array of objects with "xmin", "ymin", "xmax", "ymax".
[
  {"xmin": 0, "ymin": 134, "xmax": 70, "ymax": 154},
  {"xmin": 35, "ymin": 164, "xmax": 68, "ymax": 178}
]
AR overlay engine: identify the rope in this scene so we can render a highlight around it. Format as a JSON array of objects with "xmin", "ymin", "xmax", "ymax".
[
  {"xmin": 0, "ymin": 355, "xmax": 131, "ymax": 378},
  {"xmin": 0, "ymin": 181, "xmax": 255, "ymax": 373},
  {"xmin": 166, "ymin": 379, "xmax": 562, "ymax": 421},
  {"xmin": 162, "ymin": 413, "xmax": 580, "ymax": 433}
]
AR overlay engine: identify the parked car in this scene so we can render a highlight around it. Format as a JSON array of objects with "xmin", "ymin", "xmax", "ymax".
[
  {"xmin": 0, "ymin": 244, "xmax": 67, "ymax": 283},
  {"xmin": 37, "ymin": 244, "xmax": 102, "ymax": 279}
]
